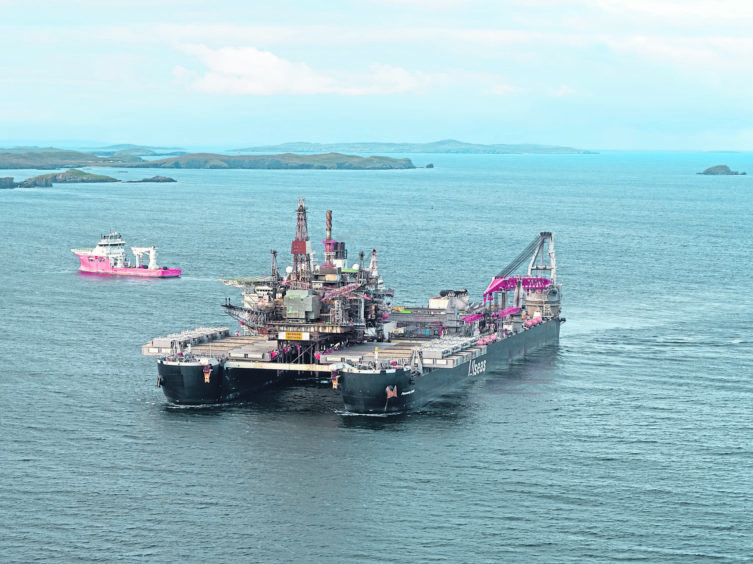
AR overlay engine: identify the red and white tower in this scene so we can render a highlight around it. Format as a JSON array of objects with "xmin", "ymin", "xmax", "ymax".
[{"xmin": 290, "ymin": 197, "xmax": 311, "ymax": 289}]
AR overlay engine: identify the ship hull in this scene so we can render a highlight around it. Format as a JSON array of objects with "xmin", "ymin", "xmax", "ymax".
[
  {"xmin": 222, "ymin": 362, "xmax": 294, "ymax": 402},
  {"xmin": 157, "ymin": 359, "xmax": 292, "ymax": 405},
  {"xmin": 337, "ymin": 318, "xmax": 562, "ymax": 414},
  {"xmin": 74, "ymin": 254, "xmax": 181, "ymax": 277},
  {"xmin": 157, "ymin": 360, "xmax": 224, "ymax": 404}
]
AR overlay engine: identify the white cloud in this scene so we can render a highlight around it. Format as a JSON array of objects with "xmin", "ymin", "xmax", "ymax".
[
  {"xmin": 485, "ymin": 83, "xmax": 523, "ymax": 96},
  {"xmin": 592, "ymin": 0, "xmax": 753, "ymax": 24},
  {"xmin": 604, "ymin": 34, "xmax": 753, "ymax": 73},
  {"xmin": 175, "ymin": 44, "xmax": 444, "ymax": 95},
  {"xmin": 368, "ymin": 0, "xmax": 474, "ymax": 8},
  {"xmin": 177, "ymin": 45, "xmax": 334, "ymax": 95},
  {"xmin": 552, "ymin": 84, "xmax": 576, "ymax": 97},
  {"xmin": 522, "ymin": 0, "xmax": 753, "ymax": 29},
  {"xmin": 347, "ymin": 63, "xmax": 443, "ymax": 95},
  {"xmin": 156, "ymin": 24, "xmax": 753, "ymax": 80}
]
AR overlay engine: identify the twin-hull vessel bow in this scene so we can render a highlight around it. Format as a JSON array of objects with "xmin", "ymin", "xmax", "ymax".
[
  {"xmin": 334, "ymin": 234, "xmax": 563, "ymax": 413},
  {"xmin": 143, "ymin": 199, "xmax": 563, "ymax": 412},
  {"xmin": 72, "ymin": 232, "xmax": 181, "ymax": 277}
]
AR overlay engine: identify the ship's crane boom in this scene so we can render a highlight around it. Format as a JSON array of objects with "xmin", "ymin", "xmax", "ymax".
[
  {"xmin": 131, "ymin": 246, "xmax": 157, "ymax": 269},
  {"xmin": 485, "ymin": 232, "xmax": 557, "ymax": 302}
]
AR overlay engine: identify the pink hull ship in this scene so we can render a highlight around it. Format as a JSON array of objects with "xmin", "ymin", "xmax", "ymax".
[{"xmin": 71, "ymin": 232, "xmax": 181, "ymax": 278}]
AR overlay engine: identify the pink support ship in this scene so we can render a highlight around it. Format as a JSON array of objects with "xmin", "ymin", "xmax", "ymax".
[{"xmin": 71, "ymin": 232, "xmax": 181, "ymax": 278}]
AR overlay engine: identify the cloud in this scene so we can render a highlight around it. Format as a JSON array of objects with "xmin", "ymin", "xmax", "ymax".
[
  {"xmin": 368, "ymin": 0, "xmax": 475, "ymax": 8},
  {"xmin": 485, "ymin": 83, "xmax": 523, "ymax": 96},
  {"xmin": 521, "ymin": 0, "xmax": 753, "ymax": 29},
  {"xmin": 591, "ymin": 0, "xmax": 753, "ymax": 25},
  {"xmin": 349, "ymin": 63, "xmax": 444, "ymax": 95},
  {"xmin": 176, "ymin": 45, "xmax": 334, "ymax": 94},
  {"xmin": 552, "ymin": 84, "xmax": 576, "ymax": 97},
  {"xmin": 175, "ymin": 44, "xmax": 443, "ymax": 95},
  {"xmin": 604, "ymin": 34, "xmax": 753, "ymax": 74},
  {"xmin": 159, "ymin": 24, "xmax": 753, "ymax": 80}
]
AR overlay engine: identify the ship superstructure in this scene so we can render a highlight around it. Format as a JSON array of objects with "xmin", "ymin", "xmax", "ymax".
[
  {"xmin": 220, "ymin": 198, "xmax": 393, "ymax": 367},
  {"xmin": 144, "ymin": 199, "xmax": 394, "ymax": 404}
]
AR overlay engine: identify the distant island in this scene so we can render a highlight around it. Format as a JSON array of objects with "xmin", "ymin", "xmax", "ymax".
[
  {"xmin": 0, "ymin": 169, "xmax": 179, "ymax": 189},
  {"xmin": 0, "ymin": 148, "xmax": 124, "ymax": 169},
  {"xmin": 0, "ymin": 148, "xmax": 415, "ymax": 170},
  {"xmin": 698, "ymin": 165, "xmax": 746, "ymax": 175},
  {"xmin": 122, "ymin": 152, "xmax": 415, "ymax": 170},
  {"xmin": 0, "ymin": 139, "xmax": 595, "ymax": 172},
  {"xmin": 233, "ymin": 139, "xmax": 595, "ymax": 155},
  {"xmin": 126, "ymin": 175, "xmax": 177, "ymax": 183},
  {"xmin": 87, "ymin": 144, "xmax": 187, "ymax": 158},
  {"xmin": 1, "ymin": 168, "xmax": 118, "ymax": 188}
]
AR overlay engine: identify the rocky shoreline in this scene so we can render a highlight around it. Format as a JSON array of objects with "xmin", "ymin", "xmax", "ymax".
[
  {"xmin": 0, "ymin": 169, "xmax": 119, "ymax": 188},
  {"xmin": 0, "ymin": 169, "xmax": 178, "ymax": 189}
]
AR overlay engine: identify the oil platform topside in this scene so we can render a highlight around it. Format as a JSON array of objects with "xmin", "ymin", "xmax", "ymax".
[
  {"xmin": 143, "ymin": 197, "xmax": 563, "ymax": 409},
  {"xmin": 219, "ymin": 197, "xmax": 394, "ymax": 365}
]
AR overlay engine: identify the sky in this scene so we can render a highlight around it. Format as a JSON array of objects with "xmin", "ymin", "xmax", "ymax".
[{"xmin": 2, "ymin": 0, "xmax": 753, "ymax": 150}]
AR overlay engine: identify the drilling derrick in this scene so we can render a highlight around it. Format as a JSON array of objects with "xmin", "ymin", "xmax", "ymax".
[{"xmin": 290, "ymin": 197, "xmax": 311, "ymax": 289}]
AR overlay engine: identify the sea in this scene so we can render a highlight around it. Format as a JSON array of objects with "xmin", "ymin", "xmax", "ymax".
[{"xmin": 1, "ymin": 151, "xmax": 751, "ymax": 562}]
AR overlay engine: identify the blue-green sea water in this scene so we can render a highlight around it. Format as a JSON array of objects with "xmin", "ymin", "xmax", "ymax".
[{"xmin": 1, "ymin": 152, "xmax": 751, "ymax": 562}]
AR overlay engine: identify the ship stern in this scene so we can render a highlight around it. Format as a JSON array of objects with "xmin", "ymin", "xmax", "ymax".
[
  {"xmin": 157, "ymin": 359, "xmax": 224, "ymax": 405},
  {"xmin": 337, "ymin": 367, "xmax": 413, "ymax": 414}
]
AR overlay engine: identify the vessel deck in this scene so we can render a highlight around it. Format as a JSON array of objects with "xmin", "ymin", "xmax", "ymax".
[
  {"xmin": 187, "ymin": 335, "xmax": 276, "ymax": 358},
  {"xmin": 320, "ymin": 336, "xmax": 487, "ymax": 367},
  {"xmin": 142, "ymin": 328, "xmax": 276, "ymax": 359},
  {"xmin": 145, "ymin": 329, "xmax": 496, "ymax": 368}
]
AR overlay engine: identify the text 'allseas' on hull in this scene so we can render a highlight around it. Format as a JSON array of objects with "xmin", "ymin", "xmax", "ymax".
[
  {"xmin": 150, "ymin": 319, "xmax": 561, "ymax": 409},
  {"xmin": 336, "ymin": 317, "xmax": 561, "ymax": 413},
  {"xmin": 142, "ymin": 199, "xmax": 564, "ymax": 413}
]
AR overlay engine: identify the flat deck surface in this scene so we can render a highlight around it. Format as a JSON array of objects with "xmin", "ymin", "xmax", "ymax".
[
  {"xmin": 321, "ymin": 339, "xmax": 432, "ymax": 363},
  {"xmin": 188, "ymin": 334, "xmax": 275, "ymax": 358}
]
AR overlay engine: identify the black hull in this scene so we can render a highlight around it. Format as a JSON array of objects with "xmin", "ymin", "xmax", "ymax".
[
  {"xmin": 337, "ymin": 318, "xmax": 562, "ymax": 414},
  {"xmin": 157, "ymin": 361, "xmax": 224, "ymax": 404},
  {"xmin": 157, "ymin": 360, "xmax": 291, "ymax": 405}
]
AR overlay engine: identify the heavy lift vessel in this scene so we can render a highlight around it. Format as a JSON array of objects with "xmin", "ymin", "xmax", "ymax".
[{"xmin": 142, "ymin": 198, "xmax": 563, "ymax": 412}]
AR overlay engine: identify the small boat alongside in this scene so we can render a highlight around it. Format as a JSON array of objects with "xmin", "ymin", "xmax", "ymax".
[{"xmin": 71, "ymin": 232, "xmax": 181, "ymax": 277}]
